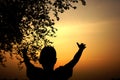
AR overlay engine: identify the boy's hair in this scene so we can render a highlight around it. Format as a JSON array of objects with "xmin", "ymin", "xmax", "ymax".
[{"xmin": 39, "ymin": 46, "xmax": 56, "ymax": 64}]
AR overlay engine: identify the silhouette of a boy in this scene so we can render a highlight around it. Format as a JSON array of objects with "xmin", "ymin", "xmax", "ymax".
[{"xmin": 22, "ymin": 42, "xmax": 86, "ymax": 80}]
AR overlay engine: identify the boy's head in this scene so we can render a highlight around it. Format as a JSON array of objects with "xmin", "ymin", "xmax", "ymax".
[{"xmin": 39, "ymin": 46, "xmax": 57, "ymax": 70}]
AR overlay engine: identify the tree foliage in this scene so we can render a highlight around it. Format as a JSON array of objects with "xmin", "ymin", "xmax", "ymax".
[{"xmin": 0, "ymin": 0, "xmax": 86, "ymax": 67}]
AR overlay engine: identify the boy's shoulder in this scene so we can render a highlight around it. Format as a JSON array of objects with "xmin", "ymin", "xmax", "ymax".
[{"xmin": 54, "ymin": 66, "xmax": 73, "ymax": 80}]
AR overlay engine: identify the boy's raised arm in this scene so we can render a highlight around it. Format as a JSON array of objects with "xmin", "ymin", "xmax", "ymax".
[
  {"xmin": 64, "ymin": 42, "xmax": 86, "ymax": 68},
  {"xmin": 22, "ymin": 48, "xmax": 34, "ymax": 68}
]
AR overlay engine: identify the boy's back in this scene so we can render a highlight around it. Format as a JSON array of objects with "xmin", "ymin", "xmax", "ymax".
[{"xmin": 27, "ymin": 66, "xmax": 72, "ymax": 80}]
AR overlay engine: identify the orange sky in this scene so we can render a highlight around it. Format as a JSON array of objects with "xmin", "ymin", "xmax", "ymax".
[
  {"xmin": 53, "ymin": 0, "xmax": 120, "ymax": 79},
  {"xmin": 0, "ymin": 0, "xmax": 120, "ymax": 80}
]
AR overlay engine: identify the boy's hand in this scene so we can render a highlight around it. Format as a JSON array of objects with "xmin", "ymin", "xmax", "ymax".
[
  {"xmin": 22, "ymin": 48, "xmax": 29, "ymax": 59},
  {"xmin": 77, "ymin": 42, "xmax": 86, "ymax": 50},
  {"xmin": 22, "ymin": 48, "xmax": 28, "ymax": 54}
]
